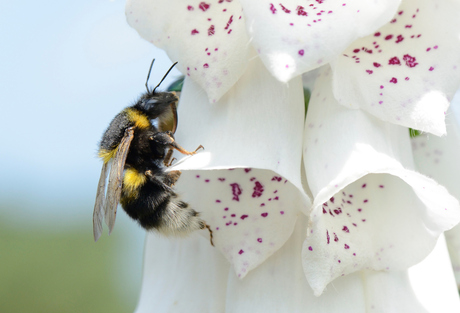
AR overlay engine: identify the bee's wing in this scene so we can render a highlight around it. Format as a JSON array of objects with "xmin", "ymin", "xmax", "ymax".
[
  {"xmin": 104, "ymin": 127, "xmax": 135, "ymax": 235},
  {"xmin": 158, "ymin": 101, "xmax": 178, "ymax": 134},
  {"xmin": 93, "ymin": 161, "xmax": 109, "ymax": 242}
]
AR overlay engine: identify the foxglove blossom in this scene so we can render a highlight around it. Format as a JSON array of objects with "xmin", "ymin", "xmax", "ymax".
[
  {"xmin": 411, "ymin": 93, "xmax": 460, "ymax": 287},
  {"xmin": 125, "ymin": 0, "xmax": 460, "ymax": 311}
]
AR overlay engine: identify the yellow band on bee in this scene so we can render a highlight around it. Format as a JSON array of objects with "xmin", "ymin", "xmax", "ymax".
[
  {"xmin": 123, "ymin": 168, "xmax": 147, "ymax": 194},
  {"xmin": 98, "ymin": 148, "xmax": 118, "ymax": 164},
  {"xmin": 125, "ymin": 108, "xmax": 150, "ymax": 129}
]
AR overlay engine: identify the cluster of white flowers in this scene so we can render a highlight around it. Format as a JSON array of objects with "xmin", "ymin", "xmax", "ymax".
[{"xmin": 125, "ymin": 0, "xmax": 460, "ymax": 312}]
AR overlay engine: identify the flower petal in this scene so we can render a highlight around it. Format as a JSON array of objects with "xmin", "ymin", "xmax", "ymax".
[
  {"xmin": 174, "ymin": 168, "xmax": 306, "ymax": 279},
  {"xmin": 408, "ymin": 235, "xmax": 460, "ymax": 313},
  {"xmin": 126, "ymin": 0, "xmax": 250, "ymax": 102},
  {"xmin": 169, "ymin": 56, "xmax": 306, "ymax": 193},
  {"xmin": 331, "ymin": 0, "xmax": 460, "ymax": 135},
  {"xmin": 239, "ymin": 0, "xmax": 400, "ymax": 82},
  {"xmin": 362, "ymin": 270, "xmax": 428, "ymax": 312},
  {"xmin": 302, "ymin": 66, "xmax": 460, "ymax": 296},
  {"xmin": 411, "ymin": 105, "xmax": 460, "ymax": 287},
  {"xmin": 225, "ymin": 216, "xmax": 367, "ymax": 313},
  {"xmin": 135, "ymin": 232, "xmax": 229, "ymax": 313},
  {"xmin": 167, "ymin": 57, "xmax": 310, "ymax": 278}
]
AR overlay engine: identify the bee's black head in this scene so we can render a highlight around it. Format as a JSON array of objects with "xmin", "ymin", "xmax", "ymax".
[{"xmin": 135, "ymin": 91, "xmax": 178, "ymax": 119}]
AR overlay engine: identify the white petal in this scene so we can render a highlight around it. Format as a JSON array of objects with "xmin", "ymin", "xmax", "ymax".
[
  {"xmin": 331, "ymin": 0, "xmax": 460, "ymax": 135},
  {"xmin": 226, "ymin": 216, "xmax": 367, "ymax": 313},
  {"xmin": 126, "ymin": 0, "xmax": 250, "ymax": 102},
  {"xmin": 135, "ymin": 232, "xmax": 229, "ymax": 313},
  {"xmin": 408, "ymin": 235, "xmax": 460, "ymax": 313},
  {"xmin": 166, "ymin": 57, "xmax": 310, "ymax": 278},
  {"xmin": 411, "ymin": 102, "xmax": 460, "ymax": 287},
  {"xmin": 174, "ymin": 168, "xmax": 306, "ymax": 279},
  {"xmin": 362, "ymin": 270, "xmax": 428, "ymax": 313},
  {"xmin": 169, "ymin": 55, "xmax": 306, "ymax": 193},
  {"xmin": 302, "ymin": 66, "xmax": 460, "ymax": 296},
  {"xmin": 239, "ymin": 0, "xmax": 400, "ymax": 82}
]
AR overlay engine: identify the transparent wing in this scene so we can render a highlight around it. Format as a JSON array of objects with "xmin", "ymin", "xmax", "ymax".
[
  {"xmin": 93, "ymin": 161, "xmax": 109, "ymax": 242},
  {"xmin": 104, "ymin": 127, "xmax": 135, "ymax": 235}
]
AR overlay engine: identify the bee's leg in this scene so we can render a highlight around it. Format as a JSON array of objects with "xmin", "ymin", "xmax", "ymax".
[
  {"xmin": 163, "ymin": 170, "xmax": 181, "ymax": 187},
  {"xmin": 163, "ymin": 148, "xmax": 175, "ymax": 166},
  {"xmin": 203, "ymin": 223, "xmax": 214, "ymax": 246},
  {"xmin": 145, "ymin": 170, "xmax": 174, "ymax": 192},
  {"xmin": 151, "ymin": 132, "xmax": 204, "ymax": 156}
]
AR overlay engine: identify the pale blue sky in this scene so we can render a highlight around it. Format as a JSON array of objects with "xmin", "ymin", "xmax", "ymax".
[{"xmin": 0, "ymin": 0, "xmax": 181, "ymax": 229}]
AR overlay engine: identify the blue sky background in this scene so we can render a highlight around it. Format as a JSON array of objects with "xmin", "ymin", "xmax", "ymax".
[
  {"xmin": 0, "ymin": 0, "xmax": 181, "ymax": 226},
  {"xmin": 0, "ymin": 0, "xmax": 181, "ymax": 305}
]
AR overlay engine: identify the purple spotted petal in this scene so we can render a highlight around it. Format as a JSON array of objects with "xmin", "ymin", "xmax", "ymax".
[
  {"xmin": 135, "ymin": 232, "xmax": 229, "ymax": 312},
  {"xmin": 411, "ymin": 104, "xmax": 460, "ymax": 286},
  {"xmin": 239, "ymin": 0, "xmax": 400, "ymax": 82},
  {"xmin": 174, "ymin": 168, "xmax": 304, "ymax": 279},
  {"xmin": 331, "ymin": 0, "xmax": 460, "ymax": 136},
  {"xmin": 226, "ymin": 216, "xmax": 368, "ymax": 312},
  {"xmin": 302, "ymin": 66, "xmax": 460, "ymax": 296},
  {"xmin": 126, "ymin": 0, "xmax": 250, "ymax": 102}
]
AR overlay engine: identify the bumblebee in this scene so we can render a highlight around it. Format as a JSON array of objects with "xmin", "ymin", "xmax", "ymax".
[{"xmin": 93, "ymin": 60, "xmax": 213, "ymax": 245}]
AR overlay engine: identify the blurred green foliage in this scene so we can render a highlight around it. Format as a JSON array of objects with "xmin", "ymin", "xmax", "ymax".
[{"xmin": 0, "ymin": 220, "xmax": 137, "ymax": 313}]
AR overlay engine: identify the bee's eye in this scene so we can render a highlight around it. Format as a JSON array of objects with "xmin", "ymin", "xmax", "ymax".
[{"xmin": 146, "ymin": 99, "xmax": 159, "ymax": 105}]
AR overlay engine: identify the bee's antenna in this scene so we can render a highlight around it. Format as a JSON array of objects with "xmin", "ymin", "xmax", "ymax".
[
  {"xmin": 145, "ymin": 58, "xmax": 156, "ymax": 93},
  {"xmin": 152, "ymin": 62, "xmax": 178, "ymax": 93}
]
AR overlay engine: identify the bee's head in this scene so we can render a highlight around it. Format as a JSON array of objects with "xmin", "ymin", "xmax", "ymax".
[{"xmin": 137, "ymin": 91, "xmax": 178, "ymax": 118}]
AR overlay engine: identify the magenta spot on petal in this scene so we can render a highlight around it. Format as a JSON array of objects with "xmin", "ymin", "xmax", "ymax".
[
  {"xmin": 271, "ymin": 176, "xmax": 282, "ymax": 182},
  {"xmin": 257, "ymin": 238, "xmax": 262, "ymax": 243},
  {"xmin": 260, "ymin": 203, "xmax": 265, "ymax": 207},
  {"xmin": 308, "ymin": 246, "xmax": 313, "ymax": 251},
  {"xmin": 380, "ymin": 85, "xmax": 384, "ymax": 89},
  {"xmin": 224, "ymin": 207, "xmax": 229, "ymax": 211},
  {"xmin": 299, "ymin": 49, "xmax": 305, "ymax": 56},
  {"xmin": 241, "ymin": 214, "xmax": 248, "ymax": 220},
  {"xmin": 216, "ymin": 227, "xmax": 219, "ymax": 230},
  {"xmin": 385, "ymin": 34, "xmax": 393, "ymax": 40},
  {"xmin": 234, "ymin": 223, "xmax": 238, "ymax": 226},
  {"xmin": 327, "ymin": 230, "xmax": 330, "ymax": 244},
  {"xmin": 196, "ymin": 175, "xmax": 200, "ymax": 178},
  {"xmin": 434, "ymin": 45, "xmax": 438, "ymax": 49},
  {"xmin": 334, "ymin": 233, "xmax": 339, "ymax": 242},
  {"xmin": 198, "ymin": 1, "xmax": 210, "ymax": 11},
  {"xmin": 203, "ymin": 63, "xmax": 209, "ymax": 68},
  {"xmin": 358, "ymin": 208, "xmax": 362, "ymax": 212},
  {"xmin": 207, "ymin": 25, "xmax": 215, "ymax": 36},
  {"xmin": 374, "ymin": 32, "xmax": 381, "ymax": 37},
  {"xmin": 187, "ymin": 5, "xmax": 194, "ymax": 10},
  {"xmin": 342, "ymin": 226, "xmax": 349, "ymax": 233},
  {"xmin": 330, "ymin": 197, "xmax": 335, "ymax": 203},
  {"xmin": 280, "ymin": 211, "xmax": 284, "ymax": 215},
  {"xmin": 353, "ymin": 48, "xmax": 360, "ymax": 53},
  {"xmin": 344, "ymin": 244, "xmax": 350, "ymax": 249},
  {"xmin": 338, "ymin": 260, "xmax": 341, "ymax": 263},
  {"xmin": 366, "ymin": 70, "xmax": 373, "ymax": 74},
  {"xmin": 218, "ymin": 178, "xmax": 225, "ymax": 182},
  {"xmin": 239, "ymin": 249, "xmax": 244, "ymax": 255},
  {"xmin": 353, "ymin": 253, "xmax": 356, "ymax": 256},
  {"xmin": 269, "ymin": 3, "xmax": 277, "ymax": 14},
  {"xmin": 261, "ymin": 212, "xmax": 268, "ymax": 217},
  {"xmin": 389, "ymin": 56, "xmax": 401, "ymax": 65},
  {"xmin": 390, "ymin": 77, "xmax": 398, "ymax": 84},
  {"xmin": 429, "ymin": 66, "xmax": 434, "ymax": 71},
  {"xmin": 364, "ymin": 199, "xmax": 368, "ymax": 203},
  {"xmin": 191, "ymin": 29, "xmax": 199, "ymax": 35},
  {"xmin": 395, "ymin": 34, "xmax": 404, "ymax": 43},
  {"xmin": 205, "ymin": 179, "xmax": 210, "ymax": 183},
  {"xmin": 379, "ymin": 185, "xmax": 384, "ymax": 188},
  {"xmin": 373, "ymin": 62, "xmax": 381, "ymax": 68},
  {"xmin": 231, "ymin": 214, "xmax": 236, "ymax": 217},
  {"xmin": 244, "ymin": 168, "xmax": 252, "ymax": 173},
  {"xmin": 216, "ymin": 199, "xmax": 221, "ymax": 203},
  {"xmin": 403, "ymin": 54, "xmax": 418, "ymax": 68},
  {"xmin": 230, "ymin": 183, "xmax": 242, "ymax": 201},
  {"xmin": 252, "ymin": 181, "xmax": 264, "ymax": 197}
]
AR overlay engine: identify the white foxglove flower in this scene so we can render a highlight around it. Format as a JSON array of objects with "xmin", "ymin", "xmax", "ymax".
[
  {"xmin": 124, "ymin": 0, "xmax": 460, "ymax": 311},
  {"xmin": 411, "ymin": 92, "xmax": 460, "ymax": 288}
]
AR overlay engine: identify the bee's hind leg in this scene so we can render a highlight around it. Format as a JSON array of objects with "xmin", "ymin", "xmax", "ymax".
[{"xmin": 203, "ymin": 223, "xmax": 214, "ymax": 246}]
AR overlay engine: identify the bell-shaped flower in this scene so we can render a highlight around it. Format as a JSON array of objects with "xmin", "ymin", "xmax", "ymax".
[
  {"xmin": 302, "ymin": 65, "xmax": 460, "ymax": 295},
  {"xmin": 411, "ymin": 91, "xmax": 460, "ymax": 287}
]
